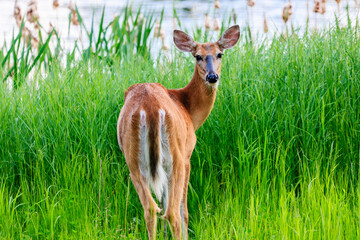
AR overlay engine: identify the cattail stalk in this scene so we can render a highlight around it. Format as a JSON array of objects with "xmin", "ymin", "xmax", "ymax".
[
  {"xmin": 320, "ymin": 0, "xmax": 327, "ymax": 14},
  {"xmin": 246, "ymin": 0, "xmax": 255, "ymax": 42},
  {"xmin": 336, "ymin": 0, "xmax": 341, "ymax": 15},
  {"xmin": 282, "ymin": 2, "xmax": 293, "ymax": 36},
  {"xmin": 231, "ymin": 8, "xmax": 237, "ymax": 24},
  {"xmin": 204, "ymin": 14, "xmax": 211, "ymax": 31},
  {"xmin": 213, "ymin": 0, "xmax": 221, "ymax": 31},
  {"xmin": 307, "ymin": 0, "xmax": 310, "ymax": 25},
  {"xmin": 14, "ymin": 0, "xmax": 22, "ymax": 27},
  {"xmin": 154, "ymin": 20, "xmax": 160, "ymax": 37},
  {"xmin": 263, "ymin": 12, "xmax": 268, "ymax": 33},
  {"xmin": 213, "ymin": 18, "xmax": 220, "ymax": 31}
]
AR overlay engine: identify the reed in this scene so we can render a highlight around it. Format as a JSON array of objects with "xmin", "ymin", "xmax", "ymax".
[{"xmin": 2, "ymin": 4, "xmax": 157, "ymax": 90}]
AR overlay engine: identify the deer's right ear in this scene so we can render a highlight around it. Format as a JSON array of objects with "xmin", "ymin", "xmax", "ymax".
[{"xmin": 173, "ymin": 30, "xmax": 196, "ymax": 53}]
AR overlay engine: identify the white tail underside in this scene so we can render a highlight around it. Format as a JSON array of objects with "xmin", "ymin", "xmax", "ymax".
[{"xmin": 139, "ymin": 110, "xmax": 172, "ymax": 202}]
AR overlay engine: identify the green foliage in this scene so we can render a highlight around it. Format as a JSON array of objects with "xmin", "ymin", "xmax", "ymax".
[
  {"xmin": 0, "ymin": 24, "xmax": 360, "ymax": 239},
  {"xmin": 1, "ymin": 5, "xmax": 155, "ymax": 90}
]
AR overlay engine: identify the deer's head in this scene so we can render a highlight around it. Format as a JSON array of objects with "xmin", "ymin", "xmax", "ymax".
[{"xmin": 173, "ymin": 25, "xmax": 240, "ymax": 87}]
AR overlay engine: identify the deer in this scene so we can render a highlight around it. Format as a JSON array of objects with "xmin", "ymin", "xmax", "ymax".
[{"xmin": 117, "ymin": 25, "xmax": 240, "ymax": 240}]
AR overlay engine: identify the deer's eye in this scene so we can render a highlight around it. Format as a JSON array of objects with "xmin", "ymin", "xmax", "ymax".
[
  {"xmin": 195, "ymin": 55, "xmax": 203, "ymax": 61},
  {"xmin": 217, "ymin": 53, "xmax": 223, "ymax": 59}
]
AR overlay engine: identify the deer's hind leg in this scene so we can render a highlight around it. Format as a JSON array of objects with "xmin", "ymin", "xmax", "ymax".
[
  {"xmin": 122, "ymin": 111, "xmax": 162, "ymax": 239},
  {"xmin": 125, "ymin": 133, "xmax": 161, "ymax": 239},
  {"xmin": 128, "ymin": 167, "xmax": 161, "ymax": 240},
  {"xmin": 181, "ymin": 162, "xmax": 190, "ymax": 240},
  {"xmin": 163, "ymin": 150, "xmax": 186, "ymax": 240}
]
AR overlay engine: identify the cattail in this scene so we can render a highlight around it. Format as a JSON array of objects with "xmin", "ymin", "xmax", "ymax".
[
  {"xmin": 48, "ymin": 22, "xmax": 56, "ymax": 35},
  {"xmin": 355, "ymin": 0, "xmax": 358, "ymax": 8},
  {"xmin": 313, "ymin": 0, "xmax": 321, "ymax": 13},
  {"xmin": 68, "ymin": 0, "xmax": 79, "ymax": 25},
  {"xmin": 68, "ymin": 2, "xmax": 80, "ymax": 26},
  {"xmin": 53, "ymin": 0, "xmax": 59, "ymax": 10},
  {"xmin": 320, "ymin": 0, "xmax": 326, "ymax": 14},
  {"xmin": 204, "ymin": 14, "xmax": 211, "ymax": 30},
  {"xmin": 160, "ymin": 28, "xmax": 165, "ymax": 41},
  {"xmin": 306, "ymin": 0, "xmax": 310, "ymax": 23},
  {"xmin": 14, "ymin": 1, "xmax": 22, "ymax": 27},
  {"xmin": 247, "ymin": 0, "xmax": 255, "ymax": 7},
  {"xmin": 214, "ymin": 0, "xmax": 221, "ymax": 9},
  {"xmin": 232, "ymin": 8, "xmax": 237, "ymax": 24},
  {"xmin": 314, "ymin": 0, "xmax": 326, "ymax": 15},
  {"xmin": 282, "ymin": 2, "xmax": 293, "ymax": 24},
  {"xmin": 336, "ymin": 0, "xmax": 341, "ymax": 13},
  {"xmin": 162, "ymin": 44, "xmax": 169, "ymax": 51},
  {"xmin": 71, "ymin": 9, "xmax": 79, "ymax": 25},
  {"xmin": 22, "ymin": 26, "xmax": 38, "ymax": 49},
  {"xmin": 264, "ymin": 13, "xmax": 268, "ymax": 33},
  {"xmin": 31, "ymin": 36, "xmax": 39, "ymax": 49},
  {"xmin": 154, "ymin": 20, "xmax": 160, "ymax": 37},
  {"xmin": 68, "ymin": 1, "xmax": 74, "ymax": 10},
  {"xmin": 213, "ymin": 18, "xmax": 220, "ymax": 31},
  {"xmin": 161, "ymin": 33, "xmax": 168, "ymax": 51},
  {"xmin": 27, "ymin": 0, "xmax": 40, "ymax": 24}
]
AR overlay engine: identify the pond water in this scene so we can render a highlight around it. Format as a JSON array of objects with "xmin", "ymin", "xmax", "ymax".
[{"xmin": 1, "ymin": 0, "xmax": 359, "ymax": 54}]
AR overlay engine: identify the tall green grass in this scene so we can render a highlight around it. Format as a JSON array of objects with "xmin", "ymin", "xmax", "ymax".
[{"xmin": 0, "ymin": 17, "xmax": 360, "ymax": 239}]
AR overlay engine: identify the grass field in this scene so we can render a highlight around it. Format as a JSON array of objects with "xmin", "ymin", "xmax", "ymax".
[{"xmin": 1, "ymin": 15, "xmax": 360, "ymax": 239}]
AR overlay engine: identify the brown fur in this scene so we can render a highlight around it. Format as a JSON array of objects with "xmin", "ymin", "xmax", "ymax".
[{"xmin": 117, "ymin": 25, "xmax": 240, "ymax": 240}]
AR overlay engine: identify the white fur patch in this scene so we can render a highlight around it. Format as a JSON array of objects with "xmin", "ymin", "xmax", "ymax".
[
  {"xmin": 139, "ymin": 110, "xmax": 150, "ymax": 181},
  {"xmin": 138, "ymin": 109, "xmax": 172, "ymax": 203}
]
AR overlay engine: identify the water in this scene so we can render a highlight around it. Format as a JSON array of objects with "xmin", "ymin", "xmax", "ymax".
[{"xmin": 1, "ymin": 0, "xmax": 359, "ymax": 53}]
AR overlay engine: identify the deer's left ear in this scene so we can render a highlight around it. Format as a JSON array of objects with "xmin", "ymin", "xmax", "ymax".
[
  {"xmin": 173, "ymin": 30, "xmax": 197, "ymax": 53},
  {"xmin": 217, "ymin": 25, "xmax": 240, "ymax": 50}
]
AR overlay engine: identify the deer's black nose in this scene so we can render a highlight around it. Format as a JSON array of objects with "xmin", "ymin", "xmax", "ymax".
[{"xmin": 206, "ymin": 73, "xmax": 218, "ymax": 83}]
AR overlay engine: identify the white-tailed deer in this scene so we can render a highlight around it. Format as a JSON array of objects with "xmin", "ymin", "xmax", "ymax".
[{"xmin": 117, "ymin": 25, "xmax": 240, "ymax": 239}]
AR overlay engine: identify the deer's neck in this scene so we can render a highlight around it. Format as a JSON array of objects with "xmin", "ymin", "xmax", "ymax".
[{"xmin": 172, "ymin": 67, "xmax": 217, "ymax": 131}]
